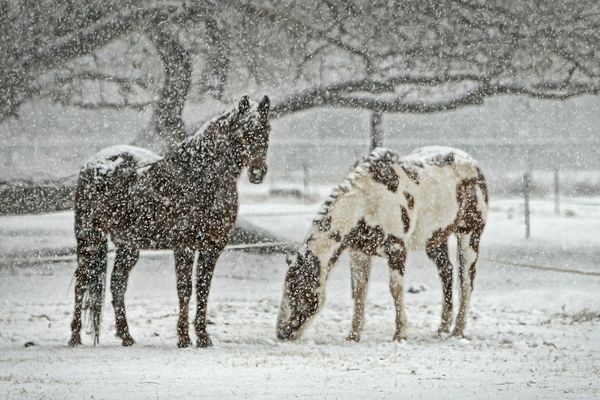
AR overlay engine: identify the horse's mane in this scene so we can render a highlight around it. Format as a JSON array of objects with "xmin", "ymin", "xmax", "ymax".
[
  {"xmin": 314, "ymin": 147, "xmax": 399, "ymax": 220},
  {"xmin": 186, "ymin": 112, "xmax": 234, "ymax": 150},
  {"xmin": 164, "ymin": 109, "xmax": 236, "ymax": 165}
]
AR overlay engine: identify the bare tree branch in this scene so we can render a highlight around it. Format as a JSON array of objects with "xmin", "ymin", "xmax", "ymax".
[
  {"xmin": 272, "ymin": 76, "xmax": 599, "ymax": 118},
  {"xmin": 54, "ymin": 100, "xmax": 154, "ymax": 111},
  {"xmin": 0, "ymin": 3, "xmax": 204, "ymax": 121},
  {"xmin": 52, "ymin": 70, "xmax": 151, "ymax": 90}
]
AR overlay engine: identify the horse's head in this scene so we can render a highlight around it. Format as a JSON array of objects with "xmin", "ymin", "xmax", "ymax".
[
  {"xmin": 276, "ymin": 249, "xmax": 323, "ymax": 340},
  {"xmin": 230, "ymin": 95, "xmax": 271, "ymax": 184}
]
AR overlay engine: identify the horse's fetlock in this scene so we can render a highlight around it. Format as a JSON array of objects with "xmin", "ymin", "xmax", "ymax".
[
  {"xmin": 346, "ymin": 331, "xmax": 361, "ymax": 342},
  {"xmin": 68, "ymin": 332, "xmax": 82, "ymax": 347},
  {"xmin": 393, "ymin": 331, "xmax": 408, "ymax": 342},
  {"xmin": 196, "ymin": 332, "xmax": 213, "ymax": 348}
]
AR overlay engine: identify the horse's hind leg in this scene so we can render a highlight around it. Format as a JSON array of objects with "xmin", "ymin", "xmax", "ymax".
[
  {"xmin": 110, "ymin": 247, "xmax": 139, "ymax": 346},
  {"xmin": 453, "ymin": 232, "xmax": 481, "ymax": 337},
  {"xmin": 347, "ymin": 250, "xmax": 371, "ymax": 342},
  {"xmin": 386, "ymin": 241, "xmax": 408, "ymax": 342},
  {"xmin": 426, "ymin": 241, "xmax": 453, "ymax": 335},
  {"xmin": 174, "ymin": 248, "xmax": 194, "ymax": 348},
  {"xmin": 69, "ymin": 231, "xmax": 104, "ymax": 346}
]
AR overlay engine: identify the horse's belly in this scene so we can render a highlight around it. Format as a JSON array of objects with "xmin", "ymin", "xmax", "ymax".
[{"xmin": 112, "ymin": 226, "xmax": 200, "ymax": 250}]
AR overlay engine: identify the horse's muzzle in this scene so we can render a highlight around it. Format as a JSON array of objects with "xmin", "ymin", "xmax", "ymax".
[
  {"xmin": 248, "ymin": 165, "xmax": 267, "ymax": 184},
  {"xmin": 276, "ymin": 324, "xmax": 295, "ymax": 341}
]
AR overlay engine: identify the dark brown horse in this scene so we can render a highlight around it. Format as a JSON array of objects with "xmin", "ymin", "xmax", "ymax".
[{"xmin": 68, "ymin": 95, "xmax": 271, "ymax": 348}]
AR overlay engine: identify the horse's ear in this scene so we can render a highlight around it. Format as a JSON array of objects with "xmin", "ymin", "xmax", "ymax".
[
  {"xmin": 259, "ymin": 95, "xmax": 270, "ymax": 114},
  {"xmin": 238, "ymin": 95, "xmax": 250, "ymax": 114}
]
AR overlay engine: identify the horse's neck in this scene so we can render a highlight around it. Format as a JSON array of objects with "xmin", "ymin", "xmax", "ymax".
[
  {"xmin": 304, "ymin": 220, "xmax": 354, "ymax": 281},
  {"xmin": 305, "ymin": 177, "xmax": 371, "ymax": 281},
  {"xmin": 305, "ymin": 230, "xmax": 338, "ymax": 265},
  {"xmin": 156, "ymin": 115, "xmax": 243, "ymax": 191}
]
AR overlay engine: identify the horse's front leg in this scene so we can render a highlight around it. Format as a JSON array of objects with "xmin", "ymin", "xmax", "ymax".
[
  {"xmin": 386, "ymin": 238, "xmax": 408, "ymax": 342},
  {"xmin": 347, "ymin": 250, "xmax": 371, "ymax": 342},
  {"xmin": 110, "ymin": 247, "xmax": 139, "ymax": 346},
  {"xmin": 194, "ymin": 245, "xmax": 224, "ymax": 348},
  {"xmin": 174, "ymin": 248, "xmax": 195, "ymax": 348}
]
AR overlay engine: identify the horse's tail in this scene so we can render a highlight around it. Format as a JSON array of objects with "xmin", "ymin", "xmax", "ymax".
[
  {"xmin": 475, "ymin": 166, "xmax": 489, "ymax": 206},
  {"xmin": 74, "ymin": 166, "xmax": 110, "ymax": 345}
]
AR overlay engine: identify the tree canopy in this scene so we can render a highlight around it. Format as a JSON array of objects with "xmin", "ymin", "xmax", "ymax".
[{"xmin": 1, "ymin": 0, "xmax": 599, "ymax": 147}]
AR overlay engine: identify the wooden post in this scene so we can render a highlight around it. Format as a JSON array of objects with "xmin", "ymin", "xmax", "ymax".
[
  {"xmin": 523, "ymin": 172, "xmax": 530, "ymax": 239},
  {"xmin": 553, "ymin": 167, "xmax": 560, "ymax": 215},
  {"xmin": 370, "ymin": 110, "xmax": 383, "ymax": 150},
  {"xmin": 5, "ymin": 144, "xmax": 13, "ymax": 176}
]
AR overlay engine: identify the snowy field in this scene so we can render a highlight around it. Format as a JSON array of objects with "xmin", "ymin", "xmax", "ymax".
[{"xmin": 1, "ymin": 194, "xmax": 599, "ymax": 399}]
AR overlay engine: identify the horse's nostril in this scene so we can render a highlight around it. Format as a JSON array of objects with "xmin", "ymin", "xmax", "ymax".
[{"xmin": 277, "ymin": 324, "xmax": 293, "ymax": 340}]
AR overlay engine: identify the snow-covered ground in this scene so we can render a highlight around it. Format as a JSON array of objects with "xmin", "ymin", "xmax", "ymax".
[{"xmin": 1, "ymin": 194, "xmax": 599, "ymax": 399}]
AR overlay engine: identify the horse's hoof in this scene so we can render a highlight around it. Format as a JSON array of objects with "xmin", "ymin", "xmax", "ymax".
[
  {"xmin": 437, "ymin": 326, "xmax": 451, "ymax": 337},
  {"xmin": 177, "ymin": 338, "xmax": 192, "ymax": 348},
  {"xmin": 346, "ymin": 332, "xmax": 360, "ymax": 342},
  {"xmin": 120, "ymin": 335, "xmax": 135, "ymax": 346},
  {"xmin": 451, "ymin": 329, "xmax": 465, "ymax": 338},
  {"xmin": 393, "ymin": 332, "xmax": 407, "ymax": 342},
  {"xmin": 196, "ymin": 334, "xmax": 213, "ymax": 348},
  {"xmin": 68, "ymin": 335, "xmax": 82, "ymax": 347}
]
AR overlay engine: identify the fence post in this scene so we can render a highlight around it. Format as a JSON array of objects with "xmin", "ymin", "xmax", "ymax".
[
  {"xmin": 370, "ymin": 110, "xmax": 383, "ymax": 150},
  {"xmin": 553, "ymin": 167, "xmax": 560, "ymax": 215},
  {"xmin": 523, "ymin": 172, "xmax": 530, "ymax": 239},
  {"xmin": 302, "ymin": 162, "xmax": 310, "ymax": 202}
]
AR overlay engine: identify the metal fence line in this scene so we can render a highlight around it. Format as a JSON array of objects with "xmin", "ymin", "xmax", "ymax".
[
  {"xmin": 4, "ymin": 245, "xmax": 600, "ymax": 278},
  {"xmin": 481, "ymin": 257, "xmax": 600, "ymax": 277}
]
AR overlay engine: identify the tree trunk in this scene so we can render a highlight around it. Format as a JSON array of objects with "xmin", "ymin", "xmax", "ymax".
[
  {"xmin": 138, "ymin": 24, "xmax": 192, "ymax": 152},
  {"xmin": 199, "ymin": 15, "xmax": 230, "ymax": 101}
]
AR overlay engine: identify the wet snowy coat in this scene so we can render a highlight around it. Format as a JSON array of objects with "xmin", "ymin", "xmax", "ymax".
[
  {"xmin": 68, "ymin": 95, "xmax": 271, "ymax": 348},
  {"xmin": 277, "ymin": 146, "xmax": 488, "ymax": 341}
]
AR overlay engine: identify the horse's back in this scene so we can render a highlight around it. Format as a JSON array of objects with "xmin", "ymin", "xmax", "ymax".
[
  {"xmin": 399, "ymin": 146, "xmax": 487, "ymax": 250},
  {"xmin": 76, "ymin": 144, "xmax": 162, "ymax": 204},
  {"xmin": 403, "ymin": 146, "xmax": 479, "ymax": 171},
  {"xmin": 82, "ymin": 145, "xmax": 162, "ymax": 176},
  {"xmin": 75, "ymin": 145, "xmax": 163, "ymax": 234}
]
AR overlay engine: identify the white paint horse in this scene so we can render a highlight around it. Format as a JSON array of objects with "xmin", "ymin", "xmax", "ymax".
[{"xmin": 277, "ymin": 146, "xmax": 488, "ymax": 342}]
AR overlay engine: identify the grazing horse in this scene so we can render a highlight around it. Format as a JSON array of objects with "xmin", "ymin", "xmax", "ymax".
[
  {"xmin": 68, "ymin": 95, "xmax": 271, "ymax": 348},
  {"xmin": 277, "ymin": 146, "xmax": 488, "ymax": 342}
]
